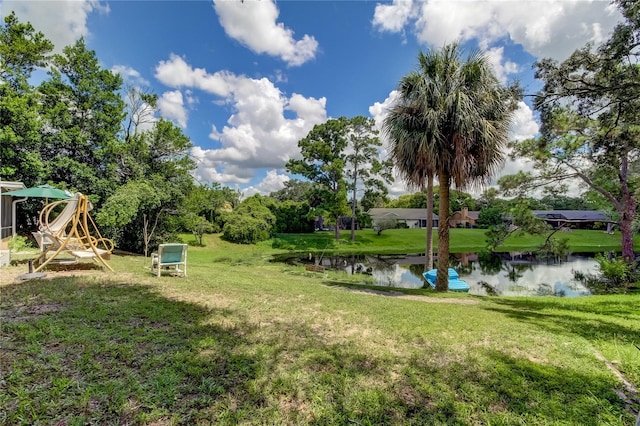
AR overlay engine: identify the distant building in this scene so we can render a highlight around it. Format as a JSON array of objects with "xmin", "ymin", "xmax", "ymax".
[
  {"xmin": 367, "ymin": 208, "xmax": 438, "ymax": 229},
  {"xmin": 449, "ymin": 207, "xmax": 477, "ymax": 228},
  {"xmin": 368, "ymin": 208, "xmax": 612, "ymax": 230},
  {"xmin": 531, "ymin": 210, "xmax": 612, "ymax": 230}
]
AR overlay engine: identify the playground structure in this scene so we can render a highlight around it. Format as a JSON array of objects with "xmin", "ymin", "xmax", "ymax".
[{"xmin": 32, "ymin": 193, "xmax": 114, "ymax": 272}]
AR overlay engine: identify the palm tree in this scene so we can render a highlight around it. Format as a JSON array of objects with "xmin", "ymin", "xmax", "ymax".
[
  {"xmin": 383, "ymin": 100, "xmax": 436, "ymax": 271},
  {"xmin": 384, "ymin": 43, "xmax": 518, "ymax": 291}
]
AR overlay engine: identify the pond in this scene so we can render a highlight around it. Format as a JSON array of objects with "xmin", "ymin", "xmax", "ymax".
[{"xmin": 278, "ymin": 252, "xmax": 599, "ymax": 297}]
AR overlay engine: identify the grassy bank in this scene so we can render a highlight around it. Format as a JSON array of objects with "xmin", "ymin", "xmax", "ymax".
[
  {"xmin": 1, "ymin": 234, "xmax": 639, "ymax": 425},
  {"xmin": 270, "ymin": 228, "xmax": 628, "ymax": 256}
]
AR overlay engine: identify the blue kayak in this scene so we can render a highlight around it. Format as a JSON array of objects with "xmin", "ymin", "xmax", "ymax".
[{"xmin": 422, "ymin": 268, "xmax": 470, "ymax": 292}]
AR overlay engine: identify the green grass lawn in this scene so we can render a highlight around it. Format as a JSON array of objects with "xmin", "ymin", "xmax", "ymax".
[
  {"xmin": 269, "ymin": 228, "xmax": 627, "ymax": 255},
  {"xmin": 1, "ymin": 232, "xmax": 639, "ymax": 425}
]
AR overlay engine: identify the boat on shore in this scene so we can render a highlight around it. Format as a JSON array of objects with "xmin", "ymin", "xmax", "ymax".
[{"xmin": 423, "ymin": 268, "xmax": 470, "ymax": 292}]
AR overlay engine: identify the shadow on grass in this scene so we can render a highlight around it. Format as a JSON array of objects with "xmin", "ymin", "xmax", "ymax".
[
  {"xmin": 398, "ymin": 348, "xmax": 632, "ymax": 425},
  {"xmin": 483, "ymin": 297, "xmax": 640, "ymax": 342},
  {"xmin": 230, "ymin": 318, "xmax": 633, "ymax": 425},
  {"xmin": 322, "ymin": 279, "xmax": 434, "ymax": 297},
  {"xmin": 1, "ymin": 277, "xmax": 635, "ymax": 425},
  {"xmin": 0, "ymin": 278, "xmax": 258, "ymax": 425}
]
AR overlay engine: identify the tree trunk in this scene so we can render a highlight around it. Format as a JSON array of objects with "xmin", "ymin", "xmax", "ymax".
[
  {"xmin": 351, "ymin": 179, "xmax": 357, "ymax": 241},
  {"xmin": 143, "ymin": 214, "xmax": 149, "ymax": 258},
  {"xmin": 335, "ymin": 215, "xmax": 340, "ymax": 240},
  {"xmin": 619, "ymin": 201, "xmax": 636, "ymax": 262},
  {"xmin": 619, "ymin": 154, "xmax": 636, "ymax": 262},
  {"xmin": 425, "ymin": 174, "xmax": 434, "ymax": 271},
  {"xmin": 436, "ymin": 171, "xmax": 450, "ymax": 291}
]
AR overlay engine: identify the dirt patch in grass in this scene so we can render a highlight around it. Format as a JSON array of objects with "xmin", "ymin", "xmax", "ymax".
[
  {"xmin": 340, "ymin": 287, "xmax": 479, "ymax": 305},
  {"xmin": 0, "ymin": 302, "xmax": 66, "ymax": 324}
]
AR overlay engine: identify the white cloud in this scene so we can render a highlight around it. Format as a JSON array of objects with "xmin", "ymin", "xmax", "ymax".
[
  {"xmin": 185, "ymin": 90, "xmax": 198, "ymax": 106},
  {"xmin": 372, "ymin": 0, "xmax": 415, "ymax": 33},
  {"xmin": 242, "ymin": 170, "xmax": 290, "ymax": 198},
  {"xmin": 373, "ymin": 0, "xmax": 621, "ymax": 61},
  {"xmin": 212, "ymin": 0, "xmax": 318, "ymax": 67},
  {"xmin": 190, "ymin": 146, "xmax": 251, "ymax": 185},
  {"xmin": 2, "ymin": 0, "xmax": 108, "ymax": 52},
  {"xmin": 155, "ymin": 54, "xmax": 235, "ymax": 96},
  {"xmin": 157, "ymin": 90, "xmax": 187, "ymax": 128},
  {"xmin": 510, "ymin": 101, "xmax": 539, "ymax": 142},
  {"xmin": 111, "ymin": 65, "xmax": 149, "ymax": 87},
  {"xmin": 484, "ymin": 46, "xmax": 519, "ymax": 84},
  {"xmin": 156, "ymin": 55, "xmax": 327, "ymax": 186}
]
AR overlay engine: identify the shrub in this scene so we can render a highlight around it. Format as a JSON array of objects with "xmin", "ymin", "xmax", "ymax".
[
  {"xmin": 222, "ymin": 215, "xmax": 272, "ymax": 244},
  {"xmin": 372, "ymin": 218, "xmax": 397, "ymax": 235},
  {"xmin": 8, "ymin": 235, "xmax": 31, "ymax": 252},
  {"xmin": 595, "ymin": 253, "xmax": 632, "ymax": 288}
]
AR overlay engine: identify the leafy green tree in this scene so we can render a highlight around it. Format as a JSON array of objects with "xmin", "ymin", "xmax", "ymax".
[
  {"xmin": 386, "ymin": 192, "xmax": 429, "ymax": 209},
  {"xmin": 97, "ymin": 120, "xmax": 195, "ymax": 254},
  {"xmin": 449, "ymin": 189, "xmax": 476, "ymax": 213},
  {"xmin": 182, "ymin": 213, "xmax": 214, "ymax": 246},
  {"xmin": 476, "ymin": 207, "xmax": 503, "ymax": 229},
  {"xmin": 360, "ymin": 189, "xmax": 390, "ymax": 212},
  {"xmin": 269, "ymin": 179, "xmax": 316, "ymax": 203},
  {"xmin": 0, "ymin": 12, "xmax": 53, "ymax": 91},
  {"xmin": 386, "ymin": 43, "xmax": 518, "ymax": 291},
  {"xmin": 511, "ymin": 0, "xmax": 640, "ymax": 262},
  {"xmin": 0, "ymin": 13, "xmax": 52, "ymax": 185},
  {"xmin": 538, "ymin": 194, "xmax": 592, "ymax": 210},
  {"xmin": 271, "ymin": 200, "xmax": 315, "ymax": 233},
  {"xmin": 96, "ymin": 179, "xmax": 168, "ymax": 257},
  {"xmin": 38, "ymin": 38, "xmax": 125, "ymax": 202},
  {"xmin": 476, "ymin": 188, "xmax": 506, "ymax": 210},
  {"xmin": 344, "ymin": 116, "xmax": 393, "ymax": 241},
  {"xmin": 222, "ymin": 195, "xmax": 276, "ymax": 244},
  {"xmin": 286, "ymin": 117, "xmax": 351, "ymax": 240}
]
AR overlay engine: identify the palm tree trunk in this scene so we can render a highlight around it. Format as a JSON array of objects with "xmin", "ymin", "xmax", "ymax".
[
  {"xmin": 436, "ymin": 171, "xmax": 450, "ymax": 291},
  {"xmin": 425, "ymin": 174, "xmax": 434, "ymax": 271},
  {"xmin": 351, "ymin": 179, "xmax": 357, "ymax": 241}
]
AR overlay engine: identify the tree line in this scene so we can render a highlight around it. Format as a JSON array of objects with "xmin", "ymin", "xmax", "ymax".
[
  {"xmin": 0, "ymin": 13, "xmax": 392, "ymax": 252},
  {"xmin": 3, "ymin": 0, "xmax": 639, "ymax": 284}
]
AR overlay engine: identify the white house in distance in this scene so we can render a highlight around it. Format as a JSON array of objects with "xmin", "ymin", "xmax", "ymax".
[
  {"xmin": 368, "ymin": 207, "xmax": 611, "ymax": 230},
  {"xmin": 367, "ymin": 207, "xmax": 475, "ymax": 229},
  {"xmin": 368, "ymin": 208, "xmax": 439, "ymax": 229},
  {"xmin": 0, "ymin": 180, "xmax": 26, "ymax": 266}
]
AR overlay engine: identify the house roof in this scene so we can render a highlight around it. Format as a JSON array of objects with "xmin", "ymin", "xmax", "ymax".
[
  {"xmin": 532, "ymin": 210, "xmax": 610, "ymax": 222},
  {"xmin": 369, "ymin": 208, "xmax": 609, "ymax": 223},
  {"xmin": 368, "ymin": 208, "xmax": 428, "ymax": 221}
]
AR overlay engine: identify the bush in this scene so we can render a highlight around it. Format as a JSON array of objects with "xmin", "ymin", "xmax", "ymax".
[
  {"xmin": 222, "ymin": 215, "xmax": 272, "ymax": 244},
  {"xmin": 8, "ymin": 235, "xmax": 31, "ymax": 252},
  {"xmin": 182, "ymin": 213, "xmax": 214, "ymax": 246},
  {"xmin": 595, "ymin": 253, "xmax": 632, "ymax": 287},
  {"xmin": 476, "ymin": 207, "xmax": 503, "ymax": 229},
  {"xmin": 372, "ymin": 218, "xmax": 397, "ymax": 235}
]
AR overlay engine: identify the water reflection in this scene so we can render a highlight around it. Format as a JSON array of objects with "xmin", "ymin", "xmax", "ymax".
[
  {"xmin": 457, "ymin": 253, "xmax": 595, "ymax": 297},
  {"xmin": 283, "ymin": 252, "xmax": 596, "ymax": 297}
]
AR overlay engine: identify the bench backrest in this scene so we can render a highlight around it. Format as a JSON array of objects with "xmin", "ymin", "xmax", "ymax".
[{"xmin": 159, "ymin": 244, "xmax": 187, "ymax": 263}]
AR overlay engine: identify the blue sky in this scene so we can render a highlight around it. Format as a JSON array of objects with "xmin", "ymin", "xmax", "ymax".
[{"xmin": 2, "ymin": 0, "xmax": 623, "ymax": 197}]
